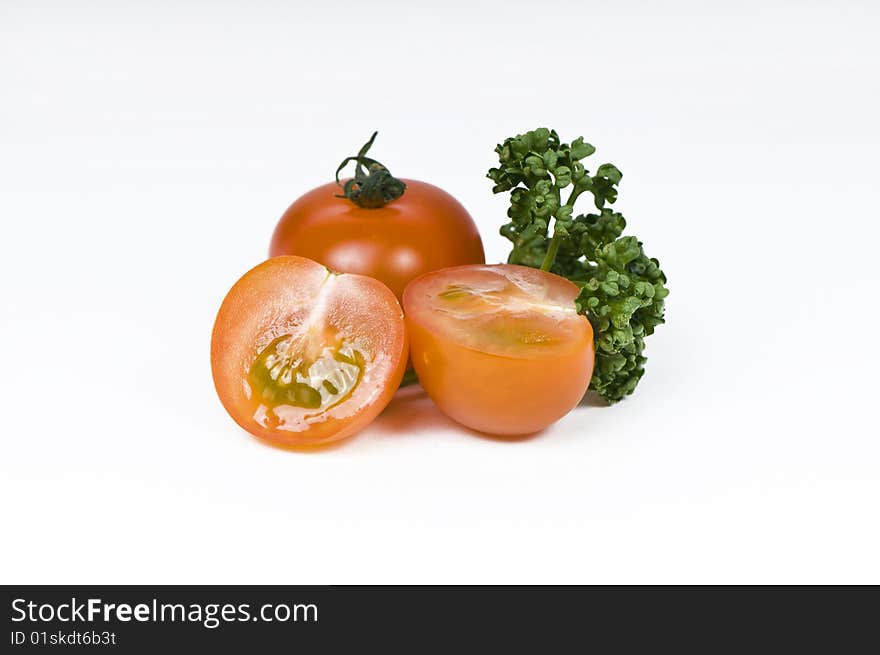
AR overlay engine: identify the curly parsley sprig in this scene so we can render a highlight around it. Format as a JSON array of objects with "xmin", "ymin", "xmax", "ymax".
[{"xmin": 488, "ymin": 128, "xmax": 668, "ymax": 403}]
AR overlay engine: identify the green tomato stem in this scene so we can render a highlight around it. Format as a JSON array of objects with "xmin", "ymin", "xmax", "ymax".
[{"xmin": 335, "ymin": 132, "xmax": 406, "ymax": 209}]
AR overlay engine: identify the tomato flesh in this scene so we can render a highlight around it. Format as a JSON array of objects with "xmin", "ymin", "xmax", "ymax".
[
  {"xmin": 211, "ymin": 256, "xmax": 407, "ymax": 448},
  {"xmin": 403, "ymin": 264, "xmax": 594, "ymax": 435},
  {"xmin": 247, "ymin": 332, "xmax": 366, "ymax": 419},
  {"xmin": 269, "ymin": 180, "xmax": 485, "ymax": 301}
]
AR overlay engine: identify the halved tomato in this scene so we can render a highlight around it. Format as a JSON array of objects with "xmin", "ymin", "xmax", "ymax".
[
  {"xmin": 211, "ymin": 256, "xmax": 407, "ymax": 448},
  {"xmin": 402, "ymin": 264, "xmax": 594, "ymax": 435}
]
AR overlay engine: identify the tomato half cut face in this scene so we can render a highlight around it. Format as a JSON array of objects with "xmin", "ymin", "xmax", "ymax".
[
  {"xmin": 211, "ymin": 256, "xmax": 407, "ymax": 448},
  {"xmin": 403, "ymin": 264, "xmax": 594, "ymax": 436}
]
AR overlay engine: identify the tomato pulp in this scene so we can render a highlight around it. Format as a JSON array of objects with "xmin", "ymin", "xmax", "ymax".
[
  {"xmin": 403, "ymin": 264, "xmax": 594, "ymax": 435},
  {"xmin": 269, "ymin": 180, "xmax": 485, "ymax": 301},
  {"xmin": 211, "ymin": 256, "xmax": 408, "ymax": 448}
]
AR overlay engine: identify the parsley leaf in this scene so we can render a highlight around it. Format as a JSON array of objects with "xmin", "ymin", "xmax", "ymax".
[{"xmin": 488, "ymin": 128, "xmax": 668, "ymax": 403}]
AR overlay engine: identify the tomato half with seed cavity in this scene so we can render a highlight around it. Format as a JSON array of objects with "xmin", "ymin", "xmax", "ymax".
[
  {"xmin": 403, "ymin": 264, "xmax": 594, "ymax": 436},
  {"xmin": 211, "ymin": 256, "xmax": 407, "ymax": 448}
]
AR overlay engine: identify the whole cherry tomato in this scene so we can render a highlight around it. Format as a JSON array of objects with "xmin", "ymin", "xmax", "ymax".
[
  {"xmin": 211, "ymin": 256, "xmax": 408, "ymax": 449},
  {"xmin": 269, "ymin": 133, "xmax": 485, "ymax": 301},
  {"xmin": 403, "ymin": 264, "xmax": 594, "ymax": 435}
]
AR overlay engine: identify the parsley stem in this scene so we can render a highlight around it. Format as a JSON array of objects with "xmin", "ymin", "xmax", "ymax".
[
  {"xmin": 565, "ymin": 186, "xmax": 584, "ymax": 208},
  {"xmin": 540, "ymin": 233, "xmax": 560, "ymax": 271}
]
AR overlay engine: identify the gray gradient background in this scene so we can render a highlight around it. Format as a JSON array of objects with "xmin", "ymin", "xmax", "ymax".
[{"xmin": 1, "ymin": 0, "xmax": 878, "ymax": 583}]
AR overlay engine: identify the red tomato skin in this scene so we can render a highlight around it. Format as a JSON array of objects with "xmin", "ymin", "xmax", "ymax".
[
  {"xmin": 406, "ymin": 319, "xmax": 594, "ymax": 435},
  {"xmin": 269, "ymin": 180, "xmax": 485, "ymax": 300},
  {"xmin": 403, "ymin": 264, "xmax": 595, "ymax": 436}
]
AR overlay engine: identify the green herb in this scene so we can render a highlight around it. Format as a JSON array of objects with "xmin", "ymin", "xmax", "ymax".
[{"xmin": 488, "ymin": 128, "xmax": 668, "ymax": 403}]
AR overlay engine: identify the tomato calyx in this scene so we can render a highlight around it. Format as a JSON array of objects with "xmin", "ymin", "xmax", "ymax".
[{"xmin": 335, "ymin": 131, "xmax": 406, "ymax": 209}]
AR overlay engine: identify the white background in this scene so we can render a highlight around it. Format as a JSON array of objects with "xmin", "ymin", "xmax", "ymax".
[{"xmin": 2, "ymin": 0, "xmax": 878, "ymax": 584}]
